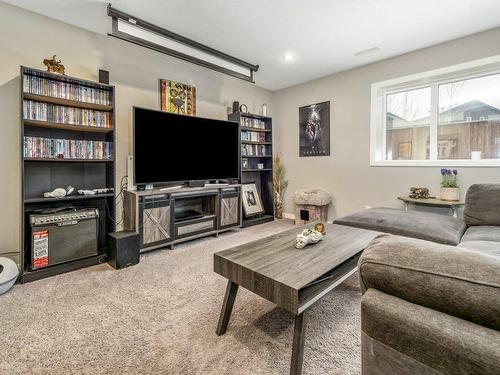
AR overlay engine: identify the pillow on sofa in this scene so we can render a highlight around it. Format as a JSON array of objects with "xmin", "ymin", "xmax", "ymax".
[
  {"xmin": 334, "ymin": 207, "xmax": 466, "ymax": 245},
  {"xmin": 464, "ymin": 184, "xmax": 500, "ymax": 226}
]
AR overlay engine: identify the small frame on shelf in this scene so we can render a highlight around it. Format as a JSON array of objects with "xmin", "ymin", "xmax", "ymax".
[{"xmin": 241, "ymin": 182, "xmax": 264, "ymax": 217}]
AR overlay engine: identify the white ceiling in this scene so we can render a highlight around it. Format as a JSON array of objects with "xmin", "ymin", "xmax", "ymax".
[{"xmin": 4, "ymin": 0, "xmax": 500, "ymax": 90}]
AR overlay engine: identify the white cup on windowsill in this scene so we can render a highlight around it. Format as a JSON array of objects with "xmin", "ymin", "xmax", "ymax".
[{"xmin": 471, "ymin": 151, "xmax": 482, "ymax": 160}]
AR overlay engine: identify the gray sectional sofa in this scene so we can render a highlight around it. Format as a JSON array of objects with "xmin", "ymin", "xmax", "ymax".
[{"xmin": 334, "ymin": 184, "xmax": 500, "ymax": 374}]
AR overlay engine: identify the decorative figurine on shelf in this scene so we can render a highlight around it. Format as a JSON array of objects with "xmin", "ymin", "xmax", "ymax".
[
  {"xmin": 43, "ymin": 186, "xmax": 74, "ymax": 198},
  {"xmin": 262, "ymin": 103, "xmax": 267, "ymax": 116},
  {"xmin": 43, "ymin": 55, "xmax": 65, "ymax": 75},
  {"xmin": 409, "ymin": 187, "xmax": 430, "ymax": 199},
  {"xmin": 295, "ymin": 228, "xmax": 324, "ymax": 249},
  {"xmin": 314, "ymin": 222, "xmax": 326, "ymax": 235}
]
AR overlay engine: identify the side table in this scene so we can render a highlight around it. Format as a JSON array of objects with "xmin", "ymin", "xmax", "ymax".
[{"xmin": 397, "ymin": 196, "xmax": 465, "ymax": 218}]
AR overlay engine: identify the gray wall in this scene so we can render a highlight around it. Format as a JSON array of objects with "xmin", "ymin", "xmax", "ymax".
[
  {"xmin": 273, "ymin": 27, "xmax": 500, "ymax": 219},
  {"xmin": 0, "ymin": 2, "xmax": 273, "ymax": 258}
]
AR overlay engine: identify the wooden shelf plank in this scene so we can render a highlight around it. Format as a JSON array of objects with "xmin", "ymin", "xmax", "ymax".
[
  {"xmin": 24, "ymin": 157, "xmax": 114, "ymax": 163},
  {"xmin": 22, "ymin": 66, "xmax": 113, "ymax": 91},
  {"xmin": 25, "ymin": 193, "xmax": 114, "ymax": 204},
  {"xmin": 20, "ymin": 254, "xmax": 108, "ymax": 283},
  {"xmin": 241, "ymin": 141, "xmax": 272, "ymax": 145},
  {"xmin": 239, "ymin": 112, "xmax": 272, "ymax": 121},
  {"xmin": 23, "ymin": 93, "xmax": 113, "ymax": 111},
  {"xmin": 241, "ymin": 214, "xmax": 274, "ymax": 228},
  {"xmin": 241, "ymin": 155, "xmax": 272, "ymax": 158},
  {"xmin": 241, "ymin": 126, "xmax": 272, "ymax": 132},
  {"xmin": 23, "ymin": 119, "xmax": 113, "ymax": 133},
  {"xmin": 242, "ymin": 169, "xmax": 272, "ymax": 172}
]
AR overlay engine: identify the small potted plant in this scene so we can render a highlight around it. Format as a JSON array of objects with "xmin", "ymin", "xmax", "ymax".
[{"xmin": 440, "ymin": 168, "xmax": 459, "ymax": 201}]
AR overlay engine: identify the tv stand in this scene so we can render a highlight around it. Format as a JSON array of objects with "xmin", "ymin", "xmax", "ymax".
[{"xmin": 124, "ymin": 184, "xmax": 241, "ymax": 252}]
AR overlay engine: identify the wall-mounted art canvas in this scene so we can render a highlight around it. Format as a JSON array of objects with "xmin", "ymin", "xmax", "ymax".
[
  {"xmin": 299, "ymin": 101, "xmax": 330, "ymax": 157},
  {"xmin": 160, "ymin": 79, "xmax": 196, "ymax": 115}
]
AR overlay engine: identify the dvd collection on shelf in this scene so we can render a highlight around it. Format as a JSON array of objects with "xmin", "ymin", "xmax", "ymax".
[
  {"xmin": 23, "ymin": 100, "xmax": 111, "ymax": 128},
  {"xmin": 240, "ymin": 117, "xmax": 266, "ymax": 129},
  {"xmin": 241, "ymin": 130, "xmax": 266, "ymax": 143},
  {"xmin": 241, "ymin": 144, "xmax": 269, "ymax": 157},
  {"xmin": 24, "ymin": 136, "xmax": 112, "ymax": 160},
  {"xmin": 23, "ymin": 74, "xmax": 112, "ymax": 105}
]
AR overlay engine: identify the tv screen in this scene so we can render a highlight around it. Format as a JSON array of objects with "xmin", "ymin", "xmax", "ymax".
[{"xmin": 133, "ymin": 107, "xmax": 240, "ymax": 185}]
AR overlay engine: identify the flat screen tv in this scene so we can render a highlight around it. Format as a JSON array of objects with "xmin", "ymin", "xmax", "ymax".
[{"xmin": 133, "ymin": 107, "xmax": 240, "ymax": 185}]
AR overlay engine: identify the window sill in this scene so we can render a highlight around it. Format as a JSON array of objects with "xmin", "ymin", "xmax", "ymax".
[{"xmin": 370, "ymin": 159, "xmax": 500, "ymax": 167}]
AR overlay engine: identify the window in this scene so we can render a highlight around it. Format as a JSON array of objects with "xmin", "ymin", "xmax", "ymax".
[{"xmin": 371, "ymin": 55, "xmax": 500, "ymax": 166}]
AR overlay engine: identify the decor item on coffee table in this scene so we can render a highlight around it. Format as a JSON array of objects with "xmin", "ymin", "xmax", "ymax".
[
  {"xmin": 294, "ymin": 189, "xmax": 331, "ymax": 225},
  {"xmin": 214, "ymin": 223, "xmax": 381, "ymax": 375},
  {"xmin": 398, "ymin": 196, "xmax": 464, "ymax": 218},
  {"xmin": 0, "ymin": 257, "xmax": 19, "ymax": 295},
  {"xmin": 273, "ymin": 152, "xmax": 289, "ymax": 219},
  {"xmin": 241, "ymin": 182, "xmax": 264, "ymax": 217},
  {"xmin": 160, "ymin": 79, "xmax": 196, "ymax": 115},
  {"xmin": 295, "ymin": 228, "xmax": 323, "ymax": 249},
  {"xmin": 440, "ymin": 168, "xmax": 460, "ymax": 201}
]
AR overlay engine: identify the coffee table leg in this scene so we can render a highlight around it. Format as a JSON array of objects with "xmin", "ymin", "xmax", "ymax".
[
  {"xmin": 216, "ymin": 280, "xmax": 239, "ymax": 336},
  {"xmin": 290, "ymin": 312, "xmax": 307, "ymax": 375}
]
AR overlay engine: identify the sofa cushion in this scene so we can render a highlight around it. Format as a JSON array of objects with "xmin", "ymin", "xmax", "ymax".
[
  {"xmin": 461, "ymin": 225, "xmax": 500, "ymax": 242},
  {"xmin": 361, "ymin": 289, "xmax": 500, "ymax": 375},
  {"xmin": 334, "ymin": 207, "xmax": 466, "ymax": 245},
  {"xmin": 464, "ymin": 184, "xmax": 500, "ymax": 226},
  {"xmin": 359, "ymin": 234, "xmax": 500, "ymax": 330},
  {"xmin": 458, "ymin": 241, "xmax": 500, "ymax": 257}
]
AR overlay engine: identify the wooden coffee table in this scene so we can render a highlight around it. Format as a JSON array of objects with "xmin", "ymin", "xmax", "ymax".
[{"xmin": 213, "ymin": 223, "xmax": 381, "ymax": 375}]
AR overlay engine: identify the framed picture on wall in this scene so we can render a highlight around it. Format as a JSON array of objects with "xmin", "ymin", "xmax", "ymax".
[
  {"xmin": 241, "ymin": 182, "xmax": 264, "ymax": 217},
  {"xmin": 299, "ymin": 101, "xmax": 330, "ymax": 157},
  {"xmin": 160, "ymin": 79, "xmax": 196, "ymax": 115}
]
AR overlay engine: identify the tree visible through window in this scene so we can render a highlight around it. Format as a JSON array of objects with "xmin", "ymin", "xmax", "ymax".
[{"xmin": 385, "ymin": 87, "xmax": 430, "ymax": 160}]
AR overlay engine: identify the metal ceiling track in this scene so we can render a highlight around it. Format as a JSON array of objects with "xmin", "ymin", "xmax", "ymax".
[{"xmin": 107, "ymin": 4, "xmax": 259, "ymax": 82}]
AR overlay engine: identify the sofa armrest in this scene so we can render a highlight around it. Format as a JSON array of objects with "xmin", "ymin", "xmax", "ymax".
[{"xmin": 358, "ymin": 234, "xmax": 500, "ymax": 331}]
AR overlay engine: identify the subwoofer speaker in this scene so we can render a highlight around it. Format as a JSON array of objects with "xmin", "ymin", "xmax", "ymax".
[{"xmin": 108, "ymin": 231, "xmax": 140, "ymax": 269}]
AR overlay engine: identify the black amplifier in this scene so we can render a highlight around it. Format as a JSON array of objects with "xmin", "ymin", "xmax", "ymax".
[{"xmin": 29, "ymin": 208, "xmax": 99, "ymax": 270}]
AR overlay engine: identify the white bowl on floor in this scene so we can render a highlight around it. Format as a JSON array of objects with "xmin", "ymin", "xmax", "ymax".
[{"xmin": 0, "ymin": 257, "xmax": 19, "ymax": 295}]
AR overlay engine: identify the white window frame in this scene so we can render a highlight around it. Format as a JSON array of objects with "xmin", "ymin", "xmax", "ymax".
[{"xmin": 370, "ymin": 55, "xmax": 500, "ymax": 167}]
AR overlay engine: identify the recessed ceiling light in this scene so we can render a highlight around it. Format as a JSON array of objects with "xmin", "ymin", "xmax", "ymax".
[
  {"xmin": 282, "ymin": 53, "xmax": 295, "ymax": 62},
  {"xmin": 354, "ymin": 47, "xmax": 380, "ymax": 57}
]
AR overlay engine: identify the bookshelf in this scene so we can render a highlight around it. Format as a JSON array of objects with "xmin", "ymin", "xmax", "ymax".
[
  {"xmin": 20, "ymin": 66, "xmax": 116, "ymax": 283},
  {"xmin": 228, "ymin": 111, "xmax": 274, "ymax": 228}
]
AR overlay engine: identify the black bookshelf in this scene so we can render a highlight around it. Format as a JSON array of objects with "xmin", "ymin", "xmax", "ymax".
[
  {"xmin": 20, "ymin": 66, "xmax": 116, "ymax": 283},
  {"xmin": 228, "ymin": 111, "xmax": 274, "ymax": 228}
]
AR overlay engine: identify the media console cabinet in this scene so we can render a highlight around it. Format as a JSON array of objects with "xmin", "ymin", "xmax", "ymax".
[{"xmin": 124, "ymin": 184, "xmax": 241, "ymax": 252}]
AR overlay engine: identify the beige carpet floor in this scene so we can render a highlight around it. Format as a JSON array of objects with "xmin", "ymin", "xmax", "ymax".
[{"xmin": 0, "ymin": 220, "xmax": 362, "ymax": 375}]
